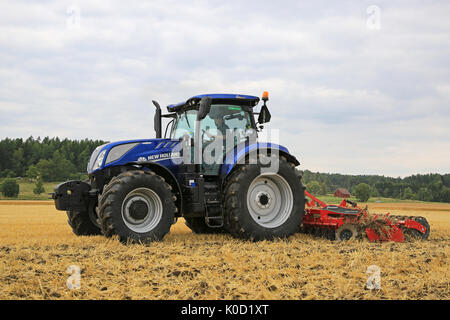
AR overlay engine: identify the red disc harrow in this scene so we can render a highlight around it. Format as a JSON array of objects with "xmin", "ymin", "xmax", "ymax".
[{"xmin": 301, "ymin": 190, "xmax": 430, "ymax": 242}]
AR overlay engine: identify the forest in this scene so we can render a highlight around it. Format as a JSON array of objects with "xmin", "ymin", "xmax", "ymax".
[
  {"xmin": 302, "ymin": 170, "xmax": 450, "ymax": 202},
  {"xmin": 0, "ymin": 137, "xmax": 449, "ymax": 202},
  {"xmin": 0, "ymin": 137, "xmax": 106, "ymax": 181}
]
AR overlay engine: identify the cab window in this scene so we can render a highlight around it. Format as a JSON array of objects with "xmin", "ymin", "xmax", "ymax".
[{"xmin": 171, "ymin": 105, "xmax": 254, "ymax": 140}]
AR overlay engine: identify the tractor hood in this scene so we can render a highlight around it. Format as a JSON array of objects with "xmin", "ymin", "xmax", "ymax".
[{"xmin": 87, "ymin": 138, "xmax": 181, "ymax": 174}]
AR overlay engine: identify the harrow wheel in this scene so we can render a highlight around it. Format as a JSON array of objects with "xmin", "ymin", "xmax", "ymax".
[
  {"xmin": 413, "ymin": 217, "xmax": 430, "ymax": 239},
  {"xmin": 335, "ymin": 224, "xmax": 360, "ymax": 241},
  {"xmin": 390, "ymin": 215, "xmax": 430, "ymax": 240},
  {"xmin": 402, "ymin": 216, "xmax": 430, "ymax": 240}
]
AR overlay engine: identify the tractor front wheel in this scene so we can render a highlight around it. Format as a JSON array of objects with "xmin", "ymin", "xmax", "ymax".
[{"xmin": 98, "ymin": 170, "xmax": 176, "ymax": 243}]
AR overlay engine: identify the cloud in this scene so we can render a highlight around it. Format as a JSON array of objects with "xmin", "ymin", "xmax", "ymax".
[{"xmin": 0, "ymin": 0, "xmax": 449, "ymax": 176}]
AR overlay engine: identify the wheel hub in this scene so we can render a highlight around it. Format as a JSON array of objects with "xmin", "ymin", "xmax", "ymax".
[
  {"xmin": 340, "ymin": 229, "xmax": 353, "ymax": 240},
  {"xmin": 256, "ymin": 192, "xmax": 272, "ymax": 209},
  {"xmin": 129, "ymin": 199, "xmax": 149, "ymax": 221}
]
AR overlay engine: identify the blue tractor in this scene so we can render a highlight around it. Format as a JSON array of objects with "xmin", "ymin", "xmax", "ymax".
[{"xmin": 52, "ymin": 92, "xmax": 305, "ymax": 242}]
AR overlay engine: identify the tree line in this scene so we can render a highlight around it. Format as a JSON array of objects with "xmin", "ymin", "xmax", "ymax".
[
  {"xmin": 0, "ymin": 137, "xmax": 106, "ymax": 181},
  {"xmin": 302, "ymin": 170, "xmax": 450, "ymax": 203},
  {"xmin": 0, "ymin": 137, "xmax": 449, "ymax": 202}
]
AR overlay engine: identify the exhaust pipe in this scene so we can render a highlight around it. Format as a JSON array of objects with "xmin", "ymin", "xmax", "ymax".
[{"xmin": 152, "ymin": 100, "xmax": 162, "ymax": 138}]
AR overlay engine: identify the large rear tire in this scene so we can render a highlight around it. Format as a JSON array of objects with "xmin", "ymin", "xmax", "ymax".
[
  {"xmin": 223, "ymin": 155, "xmax": 305, "ymax": 241},
  {"xmin": 98, "ymin": 170, "xmax": 176, "ymax": 243}
]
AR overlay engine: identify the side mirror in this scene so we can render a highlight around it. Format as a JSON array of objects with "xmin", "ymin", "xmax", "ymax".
[
  {"xmin": 258, "ymin": 105, "xmax": 271, "ymax": 124},
  {"xmin": 152, "ymin": 100, "xmax": 162, "ymax": 138},
  {"xmin": 197, "ymin": 96, "xmax": 212, "ymax": 121}
]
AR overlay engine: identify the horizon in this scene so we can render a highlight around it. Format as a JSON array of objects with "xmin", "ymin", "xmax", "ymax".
[{"xmin": 1, "ymin": 1, "xmax": 450, "ymax": 177}]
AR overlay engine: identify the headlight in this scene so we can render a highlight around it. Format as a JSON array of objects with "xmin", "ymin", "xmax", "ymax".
[
  {"xmin": 88, "ymin": 144, "xmax": 107, "ymax": 172},
  {"xmin": 92, "ymin": 149, "xmax": 106, "ymax": 171}
]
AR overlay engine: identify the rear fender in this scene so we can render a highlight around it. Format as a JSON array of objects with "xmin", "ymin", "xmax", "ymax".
[{"xmin": 221, "ymin": 143, "xmax": 300, "ymax": 178}]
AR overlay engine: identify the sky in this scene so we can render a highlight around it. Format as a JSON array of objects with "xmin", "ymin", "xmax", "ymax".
[{"xmin": 0, "ymin": 0, "xmax": 449, "ymax": 177}]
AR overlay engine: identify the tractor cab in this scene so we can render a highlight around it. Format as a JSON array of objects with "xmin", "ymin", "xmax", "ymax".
[{"xmin": 154, "ymin": 93, "xmax": 272, "ymax": 175}]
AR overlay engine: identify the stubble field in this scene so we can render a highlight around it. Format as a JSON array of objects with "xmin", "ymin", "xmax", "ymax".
[{"xmin": 0, "ymin": 201, "xmax": 448, "ymax": 300}]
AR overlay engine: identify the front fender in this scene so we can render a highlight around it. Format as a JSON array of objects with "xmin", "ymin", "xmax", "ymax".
[{"xmin": 128, "ymin": 161, "xmax": 184, "ymax": 216}]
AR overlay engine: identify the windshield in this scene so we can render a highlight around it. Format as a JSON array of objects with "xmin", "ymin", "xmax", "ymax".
[
  {"xmin": 171, "ymin": 105, "xmax": 254, "ymax": 140},
  {"xmin": 171, "ymin": 110, "xmax": 197, "ymax": 139}
]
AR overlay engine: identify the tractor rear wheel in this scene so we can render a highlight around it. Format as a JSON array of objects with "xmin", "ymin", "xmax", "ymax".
[
  {"xmin": 98, "ymin": 170, "xmax": 176, "ymax": 243},
  {"xmin": 184, "ymin": 217, "xmax": 226, "ymax": 234},
  {"xmin": 224, "ymin": 155, "xmax": 305, "ymax": 241}
]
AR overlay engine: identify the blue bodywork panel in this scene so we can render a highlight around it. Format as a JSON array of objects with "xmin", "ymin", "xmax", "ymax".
[
  {"xmin": 167, "ymin": 94, "xmax": 260, "ymax": 112},
  {"xmin": 87, "ymin": 139, "xmax": 182, "ymax": 175},
  {"xmin": 89, "ymin": 139, "xmax": 295, "ymax": 177}
]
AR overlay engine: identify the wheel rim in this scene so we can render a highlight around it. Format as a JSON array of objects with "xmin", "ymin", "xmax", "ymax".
[
  {"xmin": 246, "ymin": 173, "xmax": 294, "ymax": 228},
  {"xmin": 121, "ymin": 188, "xmax": 163, "ymax": 233},
  {"xmin": 340, "ymin": 229, "xmax": 353, "ymax": 240}
]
